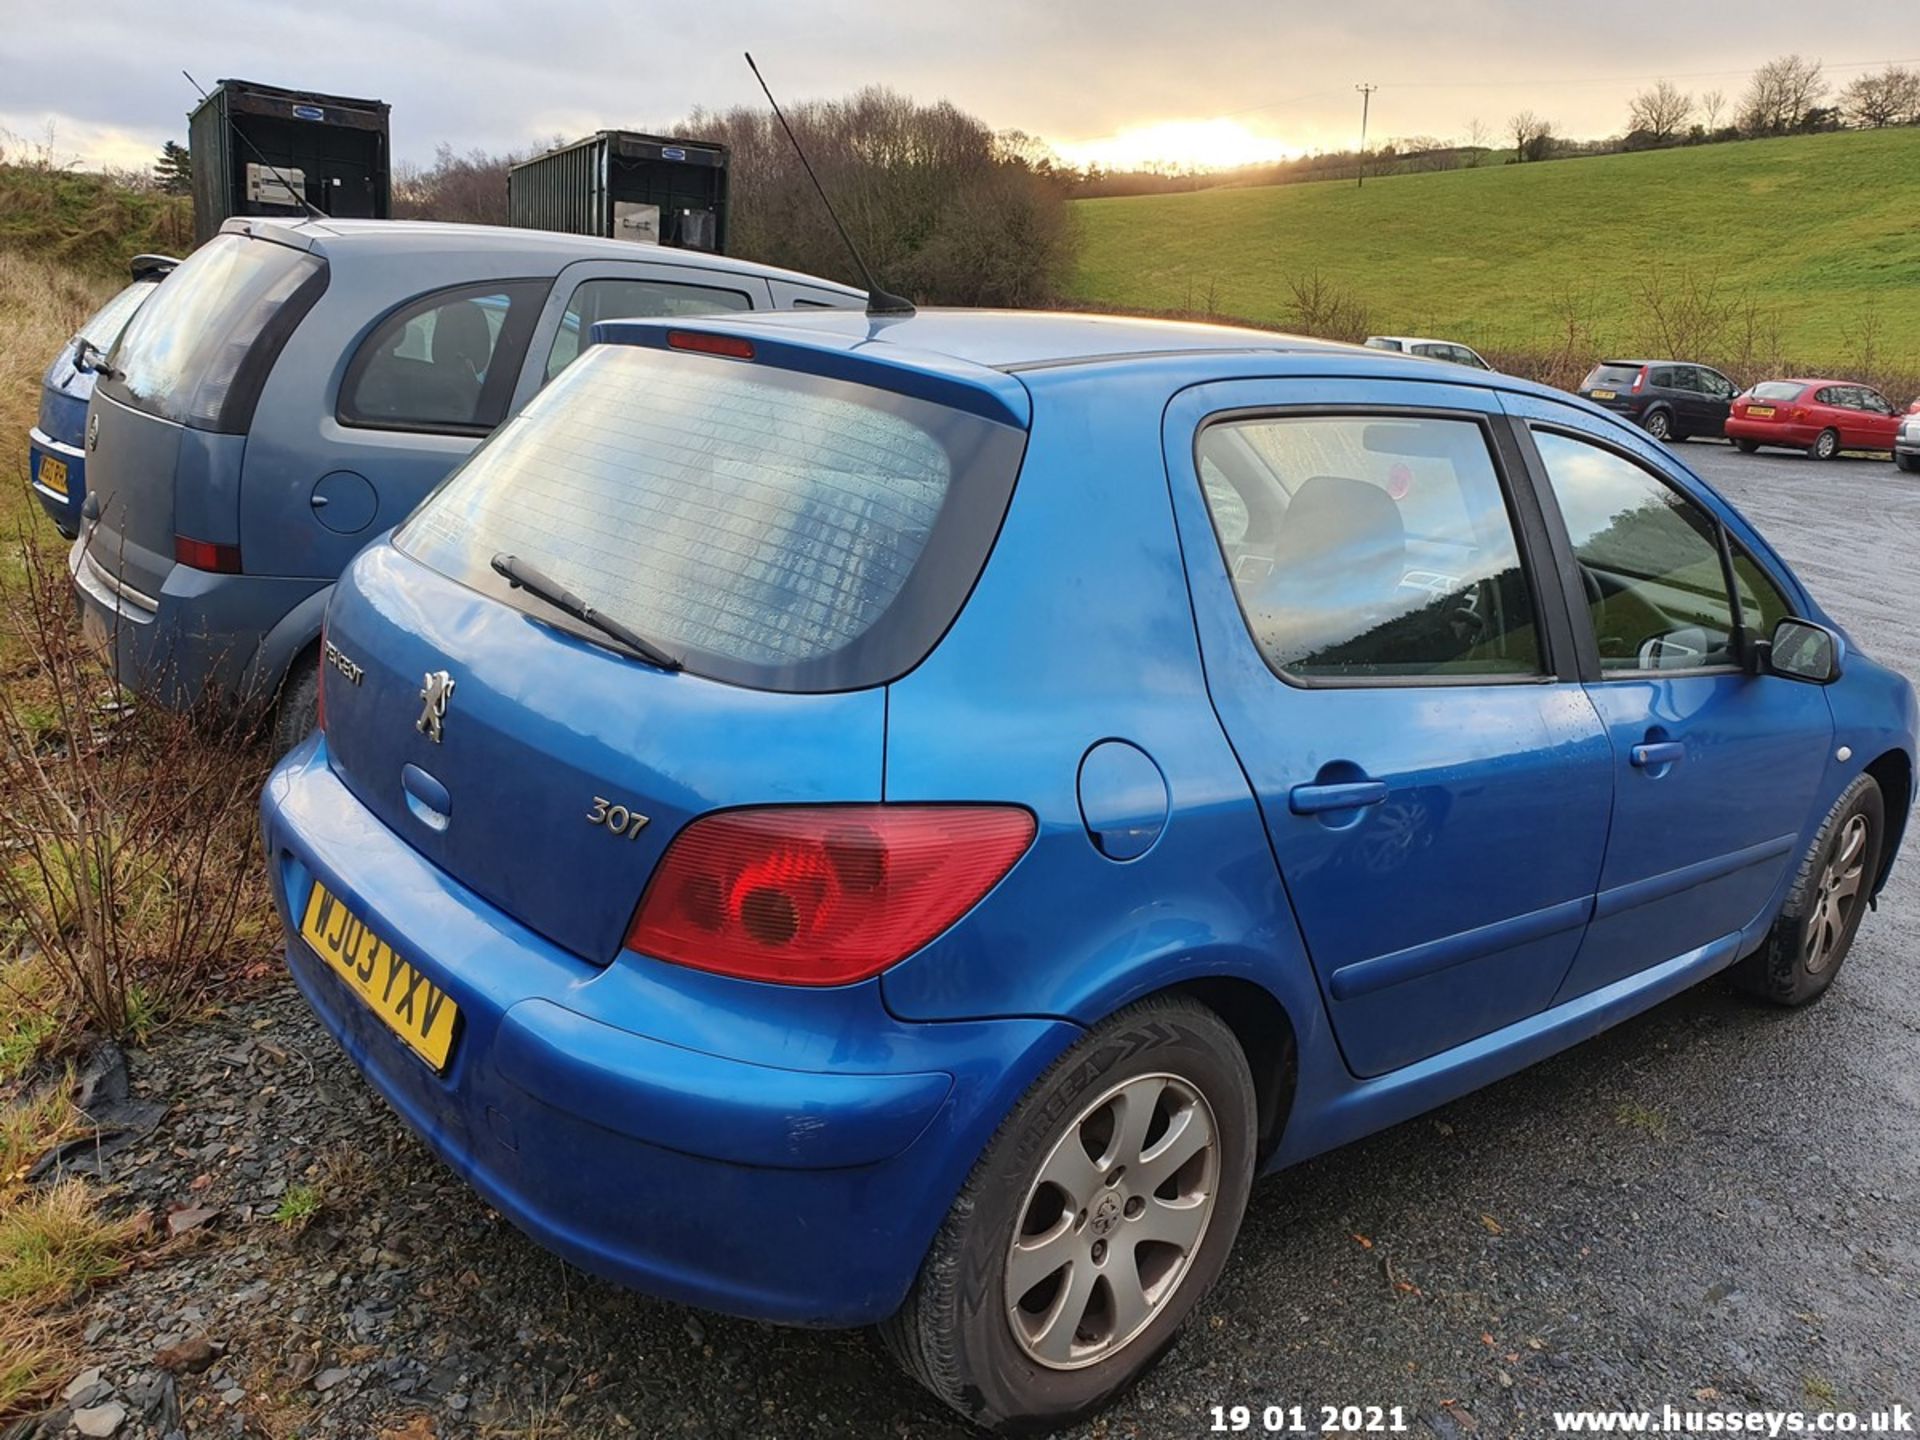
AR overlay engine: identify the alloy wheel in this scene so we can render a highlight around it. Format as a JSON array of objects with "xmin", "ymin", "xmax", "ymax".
[
  {"xmin": 1005, "ymin": 1073, "xmax": 1220, "ymax": 1370},
  {"xmin": 1646, "ymin": 411, "xmax": 1671, "ymax": 440},
  {"xmin": 1805, "ymin": 813, "xmax": 1870, "ymax": 975}
]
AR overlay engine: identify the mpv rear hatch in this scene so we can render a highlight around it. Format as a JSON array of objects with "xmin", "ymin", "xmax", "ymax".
[
  {"xmin": 82, "ymin": 227, "xmax": 325, "ymax": 603},
  {"xmin": 318, "ymin": 330, "xmax": 1030, "ymax": 964}
]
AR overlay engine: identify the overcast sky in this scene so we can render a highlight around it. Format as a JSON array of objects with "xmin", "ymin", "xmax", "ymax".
[{"xmin": 5, "ymin": 0, "xmax": 1918, "ymax": 174}]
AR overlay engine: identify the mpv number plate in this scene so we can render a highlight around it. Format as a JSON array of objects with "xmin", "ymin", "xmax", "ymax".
[
  {"xmin": 300, "ymin": 880, "xmax": 459, "ymax": 1070},
  {"xmin": 37, "ymin": 455, "xmax": 69, "ymax": 497}
]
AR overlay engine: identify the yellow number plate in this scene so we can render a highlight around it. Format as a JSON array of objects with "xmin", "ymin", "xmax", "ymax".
[
  {"xmin": 300, "ymin": 881, "xmax": 459, "ymax": 1070},
  {"xmin": 1747, "ymin": 406, "xmax": 1776, "ymax": 418},
  {"xmin": 1589, "ymin": 389, "xmax": 1617, "ymax": 401},
  {"xmin": 37, "ymin": 455, "xmax": 69, "ymax": 498}
]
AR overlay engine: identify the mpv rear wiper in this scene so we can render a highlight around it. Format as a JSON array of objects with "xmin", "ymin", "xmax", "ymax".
[{"xmin": 490, "ymin": 553, "xmax": 682, "ymax": 672}]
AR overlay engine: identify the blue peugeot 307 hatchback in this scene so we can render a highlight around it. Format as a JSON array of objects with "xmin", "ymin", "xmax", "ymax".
[{"xmin": 261, "ymin": 309, "xmax": 1915, "ymax": 1431}]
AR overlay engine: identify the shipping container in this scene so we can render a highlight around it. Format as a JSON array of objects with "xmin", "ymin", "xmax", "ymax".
[
  {"xmin": 508, "ymin": 131, "xmax": 729, "ymax": 252},
  {"xmin": 189, "ymin": 79, "xmax": 391, "ymax": 245}
]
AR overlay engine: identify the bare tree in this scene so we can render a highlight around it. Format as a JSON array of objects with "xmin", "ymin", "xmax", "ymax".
[
  {"xmin": 1700, "ymin": 88, "xmax": 1727, "ymax": 131},
  {"xmin": 1628, "ymin": 80, "xmax": 1693, "ymax": 141},
  {"xmin": 1739, "ymin": 54, "xmax": 1827, "ymax": 134},
  {"xmin": 1840, "ymin": 66, "xmax": 1920, "ymax": 128},
  {"xmin": 1509, "ymin": 110, "xmax": 1556, "ymax": 162},
  {"xmin": 1465, "ymin": 116, "xmax": 1492, "ymax": 165}
]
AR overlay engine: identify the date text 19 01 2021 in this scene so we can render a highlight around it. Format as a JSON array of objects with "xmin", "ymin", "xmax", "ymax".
[{"xmin": 1211, "ymin": 1405, "xmax": 1410, "ymax": 1434}]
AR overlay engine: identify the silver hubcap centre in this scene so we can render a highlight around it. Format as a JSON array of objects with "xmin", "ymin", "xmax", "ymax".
[
  {"xmin": 1805, "ymin": 814, "xmax": 1868, "ymax": 976},
  {"xmin": 1004, "ymin": 1072, "xmax": 1220, "ymax": 1370}
]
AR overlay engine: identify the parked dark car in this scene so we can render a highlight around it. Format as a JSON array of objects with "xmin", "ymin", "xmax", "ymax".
[{"xmin": 1577, "ymin": 360, "xmax": 1740, "ymax": 442}]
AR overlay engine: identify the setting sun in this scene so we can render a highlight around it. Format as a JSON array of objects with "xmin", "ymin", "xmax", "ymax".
[{"xmin": 1051, "ymin": 116, "xmax": 1304, "ymax": 172}]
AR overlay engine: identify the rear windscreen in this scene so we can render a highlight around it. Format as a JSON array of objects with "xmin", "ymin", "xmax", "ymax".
[
  {"xmin": 80, "ymin": 279, "xmax": 160, "ymax": 351},
  {"xmin": 1751, "ymin": 381, "xmax": 1805, "ymax": 402},
  {"xmin": 397, "ymin": 344, "xmax": 1027, "ymax": 692},
  {"xmin": 1583, "ymin": 365, "xmax": 1641, "ymax": 389},
  {"xmin": 105, "ymin": 233, "xmax": 323, "ymax": 430}
]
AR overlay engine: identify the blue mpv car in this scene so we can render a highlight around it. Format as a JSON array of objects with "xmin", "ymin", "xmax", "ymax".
[
  {"xmin": 26, "ymin": 254, "xmax": 176, "ymax": 537},
  {"xmin": 261, "ymin": 310, "xmax": 1915, "ymax": 1431}
]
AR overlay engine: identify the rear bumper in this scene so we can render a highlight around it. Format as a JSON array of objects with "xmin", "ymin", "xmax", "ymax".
[
  {"xmin": 68, "ymin": 533, "xmax": 321, "ymax": 716},
  {"xmin": 26, "ymin": 428, "xmax": 83, "ymax": 535},
  {"xmin": 1725, "ymin": 417, "xmax": 1815, "ymax": 448},
  {"xmin": 260, "ymin": 737, "xmax": 1076, "ymax": 1326}
]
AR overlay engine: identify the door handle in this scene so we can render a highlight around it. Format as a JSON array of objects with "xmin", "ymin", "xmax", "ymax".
[
  {"xmin": 1289, "ymin": 780, "xmax": 1389, "ymax": 815},
  {"xmin": 1630, "ymin": 740, "xmax": 1686, "ymax": 768}
]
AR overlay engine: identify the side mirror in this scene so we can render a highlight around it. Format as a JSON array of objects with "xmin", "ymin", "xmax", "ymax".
[{"xmin": 1766, "ymin": 618, "xmax": 1841, "ymax": 685}]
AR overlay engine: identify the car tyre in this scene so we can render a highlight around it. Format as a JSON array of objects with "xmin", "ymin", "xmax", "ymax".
[
  {"xmin": 1897, "ymin": 453, "xmax": 1919, "ymax": 474},
  {"xmin": 1732, "ymin": 772, "xmax": 1883, "ymax": 1007},
  {"xmin": 1810, "ymin": 428, "xmax": 1841, "ymax": 461},
  {"xmin": 270, "ymin": 650, "xmax": 321, "ymax": 758},
  {"xmin": 1642, "ymin": 408, "xmax": 1674, "ymax": 442},
  {"xmin": 1735, "ymin": 439, "xmax": 1761, "ymax": 454},
  {"xmin": 881, "ymin": 994, "xmax": 1258, "ymax": 1433}
]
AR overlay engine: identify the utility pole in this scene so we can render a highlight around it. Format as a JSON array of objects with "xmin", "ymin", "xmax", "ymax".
[{"xmin": 1355, "ymin": 83, "xmax": 1378, "ymax": 188}]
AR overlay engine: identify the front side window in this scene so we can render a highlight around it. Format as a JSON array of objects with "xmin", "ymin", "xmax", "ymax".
[
  {"xmin": 398, "ymin": 344, "xmax": 1026, "ymax": 691},
  {"xmin": 544, "ymin": 276, "xmax": 754, "ymax": 382},
  {"xmin": 1194, "ymin": 415, "xmax": 1545, "ymax": 681},
  {"xmin": 1860, "ymin": 388, "xmax": 1894, "ymax": 415},
  {"xmin": 1533, "ymin": 429, "xmax": 1739, "ymax": 673},
  {"xmin": 340, "ymin": 281, "xmax": 545, "ymax": 434}
]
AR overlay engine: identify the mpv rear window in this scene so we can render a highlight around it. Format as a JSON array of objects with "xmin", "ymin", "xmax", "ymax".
[
  {"xmin": 80, "ymin": 279, "xmax": 160, "ymax": 352},
  {"xmin": 105, "ymin": 233, "xmax": 324, "ymax": 431},
  {"xmin": 1751, "ymin": 382, "xmax": 1805, "ymax": 402},
  {"xmin": 397, "ymin": 344, "xmax": 1027, "ymax": 692}
]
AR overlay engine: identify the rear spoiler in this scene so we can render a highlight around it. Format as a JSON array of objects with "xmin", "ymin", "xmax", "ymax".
[
  {"xmin": 592, "ymin": 318, "xmax": 1031, "ymax": 430},
  {"xmin": 129, "ymin": 254, "xmax": 182, "ymax": 281}
]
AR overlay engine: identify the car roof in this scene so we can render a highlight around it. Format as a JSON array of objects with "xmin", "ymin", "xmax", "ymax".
[
  {"xmin": 221, "ymin": 217, "xmax": 865, "ymax": 295},
  {"xmin": 640, "ymin": 307, "xmax": 1352, "ymax": 372}
]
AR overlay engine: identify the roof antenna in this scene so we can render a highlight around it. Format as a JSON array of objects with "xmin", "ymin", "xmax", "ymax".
[
  {"xmin": 182, "ymin": 70, "xmax": 329, "ymax": 224},
  {"xmin": 744, "ymin": 52, "xmax": 913, "ymax": 317}
]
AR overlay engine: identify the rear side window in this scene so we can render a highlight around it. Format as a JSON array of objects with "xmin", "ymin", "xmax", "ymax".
[
  {"xmin": 1194, "ymin": 415, "xmax": 1545, "ymax": 682},
  {"xmin": 544, "ymin": 276, "xmax": 753, "ymax": 383},
  {"xmin": 340, "ymin": 281, "xmax": 547, "ymax": 435},
  {"xmin": 1364, "ymin": 338, "xmax": 1403, "ymax": 352},
  {"xmin": 398, "ymin": 344, "xmax": 1027, "ymax": 692},
  {"xmin": 105, "ymin": 234, "xmax": 325, "ymax": 431},
  {"xmin": 1752, "ymin": 382, "xmax": 1805, "ymax": 402}
]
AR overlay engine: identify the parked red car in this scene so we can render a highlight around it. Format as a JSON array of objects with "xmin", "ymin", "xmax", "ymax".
[{"xmin": 1725, "ymin": 379, "xmax": 1904, "ymax": 459}]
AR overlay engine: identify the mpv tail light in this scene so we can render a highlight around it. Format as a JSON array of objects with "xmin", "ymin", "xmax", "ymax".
[
  {"xmin": 173, "ymin": 535, "xmax": 242, "ymax": 573},
  {"xmin": 625, "ymin": 805, "xmax": 1036, "ymax": 985},
  {"xmin": 1631, "ymin": 367, "xmax": 1648, "ymax": 393}
]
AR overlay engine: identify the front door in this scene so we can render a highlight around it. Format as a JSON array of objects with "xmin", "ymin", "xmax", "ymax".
[
  {"xmin": 1508, "ymin": 401, "xmax": 1833, "ymax": 998},
  {"xmin": 1164, "ymin": 380, "xmax": 1614, "ymax": 1077}
]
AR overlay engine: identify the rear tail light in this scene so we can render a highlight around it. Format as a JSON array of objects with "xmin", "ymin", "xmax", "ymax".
[
  {"xmin": 625, "ymin": 805, "xmax": 1035, "ymax": 985},
  {"xmin": 173, "ymin": 535, "xmax": 242, "ymax": 573},
  {"xmin": 1631, "ymin": 367, "xmax": 1647, "ymax": 394}
]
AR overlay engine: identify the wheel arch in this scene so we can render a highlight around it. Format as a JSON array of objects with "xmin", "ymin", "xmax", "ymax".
[
  {"xmin": 1864, "ymin": 747, "xmax": 1913, "ymax": 896},
  {"xmin": 1165, "ymin": 975, "xmax": 1298, "ymax": 1167}
]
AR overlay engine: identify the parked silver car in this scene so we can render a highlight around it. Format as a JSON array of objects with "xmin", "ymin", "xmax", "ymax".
[
  {"xmin": 1363, "ymin": 334, "xmax": 1493, "ymax": 371},
  {"xmin": 72, "ymin": 217, "xmax": 861, "ymax": 748}
]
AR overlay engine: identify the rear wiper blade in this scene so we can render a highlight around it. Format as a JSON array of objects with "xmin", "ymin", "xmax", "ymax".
[{"xmin": 490, "ymin": 553, "xmax": 681, "ymax": 672}]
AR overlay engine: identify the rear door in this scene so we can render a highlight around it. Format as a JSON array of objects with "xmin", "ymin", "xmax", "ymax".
[
  {"xmin": 1164, "ymin": 377, "xmax": 1613, "ymax": 1077},
  {"xmin": 1503, "ymin": 395, "xmax": 1832, "ymax": 997}
]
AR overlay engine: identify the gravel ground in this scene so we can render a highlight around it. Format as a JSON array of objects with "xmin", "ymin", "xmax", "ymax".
[{"xmin": 12, "ymin": 444, "xmax": 1920, "ymax": 1440}]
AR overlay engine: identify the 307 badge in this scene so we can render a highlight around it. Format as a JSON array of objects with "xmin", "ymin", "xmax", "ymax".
[{"xmin": 300, "ymin": 881, "xmax": 459, "ymax": 1069}]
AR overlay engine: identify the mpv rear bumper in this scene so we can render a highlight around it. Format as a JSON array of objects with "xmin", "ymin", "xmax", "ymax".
[
  {"xmin": 260, "ymin": 737, "xmax": 1075, "ymax": 1326},
  {"xmin": 69, "ymin": 533, "xmax": 321, "ymax": 715}
]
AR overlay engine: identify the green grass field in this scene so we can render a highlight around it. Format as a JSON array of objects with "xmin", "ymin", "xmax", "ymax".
[{"xmin": 1069, "ymin": 128, "xmax": 1920, "ymax": 367}]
